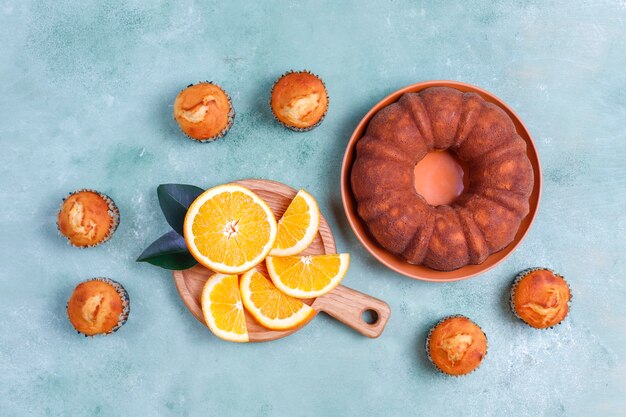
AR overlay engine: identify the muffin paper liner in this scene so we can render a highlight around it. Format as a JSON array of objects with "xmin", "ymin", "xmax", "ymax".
[
  {"xmin": 57, "ymin": 189, "xmax": 120, "ymax": 248},
  {"xmin": 509, "ymin": 267, "xmax": 572, "ymax": 330},
  {"xmin": 270, "ymin": 70, "xmax": 329, "ymax": 132},
  {"xmin": 176, "ymin": 81, "xmax": 236, "ymax": 143},
  {"xmin": 425, "ymin": 314, "xmax": 488, "ymax": 377},
  {"xmin": 67, "ymin": 277, "xmax": 130, "ymax": 337}
]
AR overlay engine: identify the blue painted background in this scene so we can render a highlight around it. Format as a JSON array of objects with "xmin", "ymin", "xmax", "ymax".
[{"xmin": 1, "ymin": 1, "xmax": 625, "ymax": 416}]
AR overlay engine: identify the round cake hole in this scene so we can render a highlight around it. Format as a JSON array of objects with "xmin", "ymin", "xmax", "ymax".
[{"xmin": 413, "ymin": 151, "xmax": 468, "ymax": 206}]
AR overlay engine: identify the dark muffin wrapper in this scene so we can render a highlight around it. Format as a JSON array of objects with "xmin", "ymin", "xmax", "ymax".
[
  {"xmin": 425, "ymin": 314, "xmax": 488, "ymax": 377},
  {"xmin": 176, "ymin": 81, "xmax": 236, "ymax": 143},
  {"xmin": 57, "ymin": 189, "xmax": 120, "ymax": 248},
  {"xmin": 270, "ymin": 70, "xmax": 329, "ymax": 132},
  {"xmin": 67, "ymin": 277, "xmax": 130, "ymax": 337},
  {"xmin": 509, "ymin": 267, "xmax": 572, "ymax": 330}
]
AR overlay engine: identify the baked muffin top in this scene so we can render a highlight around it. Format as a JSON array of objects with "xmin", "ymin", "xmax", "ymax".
[
  {"xmin": 57, "ymin": 190, "xmax": 115, "ymax": 247},
  {"xmin": 512, "ymin": 269, "xmax": 571, "ymax": 329},
  {"xmin": 427, "ymin": 316, "xmax": 487, "ymax": 376},
  {"xmin": 271, "ymin": 72, "xmax": 328, "ymax": 129},
  {"xmin": 67, "ymin": 280, "xmax": 126, "ymax": 336},
  {"xmin": 173, "ymin": 83, "xmax": 233, "ymax": 141}
]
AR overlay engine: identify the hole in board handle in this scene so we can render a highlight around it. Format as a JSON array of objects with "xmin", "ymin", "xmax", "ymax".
[{"xmin": 361, "ymin": 309, "xmax": 379, "ymax": 325}]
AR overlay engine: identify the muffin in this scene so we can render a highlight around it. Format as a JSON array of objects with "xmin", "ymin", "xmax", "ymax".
[
  {"xmin": 173, "ymin": 82, "xmax": 235, "ymax": 142},
  {"xmin": 67, "ymin": 278, "xmax": 130, "ymax": 336},
  {"xmin": 510, "ymin": 268, "xmax": 571, "ymax": 329},
  {"xmin": 270, "ymin": 70, "xmax": 328, "ymax": 131},
  {"xmin": 57, "ymin": 189, "xmax": 119, "ymax": 248},
  {"xmin": 426, "ymin": 315, "xmax": 487, "ymax": 376}
]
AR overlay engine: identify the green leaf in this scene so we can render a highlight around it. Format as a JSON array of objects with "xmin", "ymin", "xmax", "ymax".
[
  {"xmin": 136, "ymin": 230, "xmax": 197, "ymax": 270},
  {"xmin": 157, "ymin": 184, "xmax": 204, "ymax": 235}
]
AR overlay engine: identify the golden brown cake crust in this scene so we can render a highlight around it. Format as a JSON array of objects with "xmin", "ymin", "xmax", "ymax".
[
  {"xmin": 67, "ymin": 280, "xmax": 126, "ymax": 336},
  {"xmin": 427, "ymin": 316, "xmax": 487, "ymax": 376},
  {"xmin": 350, "ymin": 86, "xmax": 534, "ymax": 271},
  {"xmin": 57, "ymin": 191, "xmax": 116, "ymax": 247},
  {"xmin": 174, "ymin": 83, "xmax": 233, "ymax": 141},
  {"xmin": 512, "ymin": 269, "xmax": 571, "ymax": 329},
  {"xmin": 271, "ymin": 71, "xmax": 328, "ymax": 129}
]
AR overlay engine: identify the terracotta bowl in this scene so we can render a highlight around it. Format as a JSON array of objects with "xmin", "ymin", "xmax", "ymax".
[{"xmin": 340, "ymin": 80, "xmax": 542, "ymax": 282}]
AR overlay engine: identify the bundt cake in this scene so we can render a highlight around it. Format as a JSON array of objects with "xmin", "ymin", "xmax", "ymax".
[{"xmin": 351, "ymin": 86, "xmax": 534, "ymax": 271}]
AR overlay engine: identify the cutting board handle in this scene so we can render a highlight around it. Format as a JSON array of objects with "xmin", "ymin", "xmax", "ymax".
[{"xmin": 314, "ymin": 285, "xmax": 391, "ymax": 338}]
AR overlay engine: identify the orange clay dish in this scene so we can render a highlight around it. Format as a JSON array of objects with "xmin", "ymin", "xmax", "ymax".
[
  {"xmin": 67, "ymin": 278, "xmax": 129, "ymax": 336},
  {"xmin": 57, "ymin": 189, "xmax": 119, "ymax": 247},
  {"xmin": 426, "ymin": 315, "xmax": 487, "ymax": 376},
  {"xmin": 350, "ymin": 86, "xmax": 534, "ymax": 272},
  {"xmin": 341, "ymin": 80, "xmax": 542, "ymax": 282},
  {"xmin": 173, "ymin": 82, "xmax": 235, "ymax": 142},
  {"xmin": 511, "ymin": 268, "xmax": 571, "ymax": 329},
  {"xmin": 270, "ymin": 71, "xmax": 328, "ymax": 131}
]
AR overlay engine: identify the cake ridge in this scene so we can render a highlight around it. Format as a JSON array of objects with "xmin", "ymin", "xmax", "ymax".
[
  {"xmin": 398, "ymin": 93, "xmax": 435, "ymax": 151},
  {"xmin": 456, "ymin": 207, "xmax": 489, "ymax": 265},
  {"xmin": 401, "ymin": 207, "xmax": 436, "ymax": 264},
  {"xmin": 423, "ymin": 207, "xmax": 470, "ymax": 270},
  {"xmin": 356, "ymin": 135, "xmax": 415, "ymax": 165},
  {"xmin": 420, "ymin": 87, "xmax": 464, "ymax": 150},
  {"xmin": 454, "ymin": 92, "xmax": 485, "ymax": 151},
  {"xmin": 474, "ymin": 187, "xmax": 530, "ymax": 218},
  {"xmin": 469, "ymin": 133, "xmax": 526, "ymax": 168},
  {"xmin": 355, "ymin": 183, "xmax": 419, "ymax": 222},
  {"xmin": 465, "ymin": 197, "xmax": 521, "ymax": 253}
]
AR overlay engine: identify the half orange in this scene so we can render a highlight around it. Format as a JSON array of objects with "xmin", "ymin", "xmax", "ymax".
[{"xmin": 184, "ymin": 184, "xmax": 277, "ymax": 274}]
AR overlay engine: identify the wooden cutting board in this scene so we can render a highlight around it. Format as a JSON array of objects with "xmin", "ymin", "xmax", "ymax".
[{"xmin": 173, "ymin": 179, "xmax": 391, "ymax": 342}]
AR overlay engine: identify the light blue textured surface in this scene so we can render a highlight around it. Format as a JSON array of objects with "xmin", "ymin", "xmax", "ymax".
[{"xmin": 1, "ymin": 1, "xmax": 625, "ymax": 416}]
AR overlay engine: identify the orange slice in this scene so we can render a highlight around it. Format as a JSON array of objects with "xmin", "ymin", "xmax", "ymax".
[
  {"xmin": 240, "ymin": 268, "xmax": 315, "ymax": 330},
  {"xmin": 269, "ymin": 189, "xmax": 320, "ymax": 257},
  {"xmin": 266, "ymin": 253, "xmax": 350, "ymax": 298},
  {"xmin": 184, "ymin": 184, "xmax": 277, "ymax": 274},
  {"xmin": 200, "ymin": 273, "xmax": 248, "ymax": 342}
]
